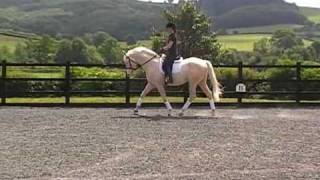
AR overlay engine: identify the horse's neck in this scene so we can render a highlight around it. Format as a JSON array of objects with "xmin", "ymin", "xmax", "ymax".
[{"xmin": 143, "ymin": 58, "xmax": 161, "ymax": 75}]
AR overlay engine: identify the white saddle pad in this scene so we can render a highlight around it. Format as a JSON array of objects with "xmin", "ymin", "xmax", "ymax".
[{"xmin": 159, "ymin": 57, "xmax": 184, "ymax": 74}]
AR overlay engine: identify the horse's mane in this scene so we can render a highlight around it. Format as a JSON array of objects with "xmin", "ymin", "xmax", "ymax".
[{"xmin": 127, "ymin": 46, "xmax": 158, "ymax": 58}]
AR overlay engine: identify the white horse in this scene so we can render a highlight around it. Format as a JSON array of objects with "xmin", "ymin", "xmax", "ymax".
[{"xmin": 123, "ymin": 47, "xmax": 221, "ymax": 116}]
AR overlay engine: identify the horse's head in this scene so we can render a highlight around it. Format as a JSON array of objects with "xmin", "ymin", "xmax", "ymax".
[
  {"xmin": 123, "ymin": 54, "xmax": 136, "ymax": 75},
  {"xmin": 123, "ymin": 47, "xmax": 159, "ymax": 74}
]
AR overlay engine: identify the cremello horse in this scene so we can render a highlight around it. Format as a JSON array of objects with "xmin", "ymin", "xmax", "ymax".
[{"xmin": 123, "ymin": 47, "xmax": 221, "ymax": 116}]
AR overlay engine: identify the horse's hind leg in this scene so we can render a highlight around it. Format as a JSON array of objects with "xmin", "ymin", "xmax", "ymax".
[
  {"xmin": 199, "ymin": 81, "xmax": 216, "ymax": 116},
  {"xmin": 134, "ymin": 83, "xmax": 154, "ymax": 115},
  {"xmin": 179, "ymin": 83, "xmax": 197, "ymax": 116}
]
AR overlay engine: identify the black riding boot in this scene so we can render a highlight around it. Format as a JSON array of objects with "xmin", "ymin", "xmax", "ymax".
[{"xmin": 168, "ymin": 72, "xmax": 173, "ymax": 83}]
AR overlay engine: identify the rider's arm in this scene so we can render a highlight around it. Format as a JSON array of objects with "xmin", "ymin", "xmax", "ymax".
[{"xmin": 163, "ymin": 41, "xmax": 174, "ymax": 51}]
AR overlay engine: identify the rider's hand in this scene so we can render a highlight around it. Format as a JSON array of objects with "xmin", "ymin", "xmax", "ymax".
[{"xmin": 159, "ymin": 48, "xmax": 165, "ymax": 54}]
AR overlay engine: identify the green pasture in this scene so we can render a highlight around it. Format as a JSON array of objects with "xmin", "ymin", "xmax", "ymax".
[
  {"xmin": 5, "ymin": 97, "xmax": 297, "ymax": 104},
  {"xmin": 124, "ymin": 34, "xmax": 313, "ymax": 52},
  {"xmin": 300, "ymin": 7, "xmax": 320, "ymax": 24},
  {"xmin": 217, "ymin": 34, "xmax": 271, "ymax": 51},
  {"xmin": 6, "ymin": 67, "xmax": 64, "ymax": 78},
  {"xmin": 226, "ymin": 24, "xmax": 304, "ymax": 34},
  {"xmin": 0, "ymin": 34, "xmax": 25, "ymax": 52},
  {"xmin": 122, "ymin": 34, "xmax": 273, "ymax": 52}
]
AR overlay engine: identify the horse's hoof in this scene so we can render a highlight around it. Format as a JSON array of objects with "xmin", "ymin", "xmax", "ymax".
[
  {"xmin": 211, "ymin": 110, "xmax": 216, "ymax": 117},
  {"xmin": 133, "ymin": 110, "xmax": 139, "ymax": 115}
]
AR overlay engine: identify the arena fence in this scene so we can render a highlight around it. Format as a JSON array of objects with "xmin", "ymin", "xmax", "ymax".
[{"xmin": 1, "ymin": 61, "xmax": 320, "ymax": 107}]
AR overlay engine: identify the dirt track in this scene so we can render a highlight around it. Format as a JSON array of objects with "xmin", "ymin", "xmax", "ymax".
[{"xmin": 0, "ymin": 107, "xmax": 319, "ymax": 179}]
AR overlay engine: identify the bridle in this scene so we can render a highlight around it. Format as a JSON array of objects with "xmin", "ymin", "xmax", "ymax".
[{"xmin": 124, "ymin": 53, "xmax": 158, "ymax": 71}]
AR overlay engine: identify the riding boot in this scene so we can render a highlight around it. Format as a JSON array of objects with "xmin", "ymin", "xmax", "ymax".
[{"xmin": 168, "ymin": 72, "xmax": 173, "ymax": 84}]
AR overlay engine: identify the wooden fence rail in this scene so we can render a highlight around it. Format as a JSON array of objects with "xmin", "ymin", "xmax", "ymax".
[{"xmin": 1, "ymin": 61, "xmax": 320, "ymax": 107}]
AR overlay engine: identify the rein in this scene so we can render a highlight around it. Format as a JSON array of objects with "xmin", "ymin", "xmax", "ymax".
[{"xmin": 124, "ymin": 54, "xmax": 158, "ymax": 71}]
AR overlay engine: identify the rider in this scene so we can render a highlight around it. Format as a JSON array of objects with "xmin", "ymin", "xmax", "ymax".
[{"xmin": 162, "ymin": 22, "xmax": 178, "ymax": 84}]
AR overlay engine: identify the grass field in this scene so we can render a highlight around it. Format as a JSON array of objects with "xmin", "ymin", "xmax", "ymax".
[
  {"xmin": 6, "ymin": 97, "xmax": 297, "ymax": 104},
  {"xmin": 122, "ymin": 34, "xmax": 272, "ymax": 52},
  {"xmin": 217, "ymin": 34, "xmax": 271, "ymax": 51},
  {"xmin": 300, "ymin": 7, "xmax": 320, "ymax": 24},
  {"xmin": 226, "ymin": 24, "xmax": 304, "ymax": 34},
  {"xmin": 7, "ymin": 67, "xmax": 64, "ymax": 78},
  {"xmin": 125, "ymin": 33, "xmax": 312, "ymax": 52},
  {"xmin": 0, "ymin": 34, "xmax": 25, "ymax": 52}
]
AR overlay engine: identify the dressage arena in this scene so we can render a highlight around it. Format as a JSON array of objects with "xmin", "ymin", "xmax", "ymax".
[{"xmin": 0, "ymin": 107, "xmax": 319, "ymax": 179}]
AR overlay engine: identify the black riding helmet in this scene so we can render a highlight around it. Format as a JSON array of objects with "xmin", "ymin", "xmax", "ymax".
[{"xmin": 166, "ymin": 23, "xmax": 176, "ymax": 33}]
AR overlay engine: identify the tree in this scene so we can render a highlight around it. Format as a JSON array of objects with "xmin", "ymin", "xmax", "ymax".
[
  {"xmin": 98, "ymin": 37, "xmax": 122, "ymax": 64},
  {"xmin": 55, "ymin": 40, "xmax": 73, "ymax": 63},
  {"xmin": 151, "ymin": 35, "xmax": 164, "ymax": 52},
  {"xmin": 270, "ymin": 29, "xmax": 303, "ymax": 51},
  {"xmin": 125, "ymin": 35, "xmax": 137, "ymax": 46},
  {"xmin": 252, "ymin": 30, "xmax": 316, "ymax": 62},
  {"xmin": 92, "ymin": 31, "xmax": 113, "ymax": 47},
  {"xmin": 25, "ymin": 36, "xmax": 57, "ymax": 63},
  {"xmin": 55, "ymin": 38, "xmax": 103, "ymax": 64},
  {"xmin": 310, "ymin": 41, "xmax": 320, "ymax": 60},
  {"xmin": 164, "ymin": 2, "xmax": 220, "ymax": 60},
  {"xmin": 14, "ymin": 43, "xmax": 28, "ymax": 62},
  {"xmin": 87, "ymin": 46, "xmax": 104, "ymax": 64},
  {"xmin": 253, "ymin": 38, "xmax": 271, "ymax": 55},
  {"xmin": 71, "ymin": 38, "xmax": 91, "ymax": 64}
]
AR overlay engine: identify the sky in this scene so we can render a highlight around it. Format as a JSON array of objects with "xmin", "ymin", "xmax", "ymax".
[{"xmin": 139, "ymin": 0, "xmax": 320, "ymax": 8}]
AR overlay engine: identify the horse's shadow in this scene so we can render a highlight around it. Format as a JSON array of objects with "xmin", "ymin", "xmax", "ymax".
[{"xmin": 112, "ymin": 114, "xmax": 218, "ymax": 121}]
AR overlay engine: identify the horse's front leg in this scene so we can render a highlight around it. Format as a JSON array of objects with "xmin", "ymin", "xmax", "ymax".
[
  {"xmin": 134, "ymin": 83, "xmax": 154, "ymax": 115},
  {"xmin": 157, "ymin": 85, "xmax": 173, "ymax": 116}
]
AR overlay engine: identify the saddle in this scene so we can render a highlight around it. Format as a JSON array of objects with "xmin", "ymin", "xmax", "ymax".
[{"xmin": 160, "ymin": 57, "xmax": 184, "ymax": 74}]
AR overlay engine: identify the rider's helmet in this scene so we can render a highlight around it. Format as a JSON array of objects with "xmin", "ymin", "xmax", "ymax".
[{"xmin": 166, "ymin": 23, "xmax": 176, "ymax": 33}]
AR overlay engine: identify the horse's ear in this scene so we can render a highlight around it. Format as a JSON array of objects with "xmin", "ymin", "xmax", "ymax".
[{"xmin": 122, "ymin": 50, "xmax": 127, "ymax": 56}]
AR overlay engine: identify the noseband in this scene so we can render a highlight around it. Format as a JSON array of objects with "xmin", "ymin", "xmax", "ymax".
[{"xmin": 125, "ymin": 54, "xmax": 158, "ymax": 71}]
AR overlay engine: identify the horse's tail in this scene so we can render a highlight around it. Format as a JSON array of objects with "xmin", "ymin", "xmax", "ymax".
[{"xmin": 206, "ymin": 61, "xmax": 222, "ymax": 102}]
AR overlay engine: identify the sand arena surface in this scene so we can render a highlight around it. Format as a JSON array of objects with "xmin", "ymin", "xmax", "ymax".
[{"xmin": 0, "ymin": 107, "xmax": 319, "ymax": 179}]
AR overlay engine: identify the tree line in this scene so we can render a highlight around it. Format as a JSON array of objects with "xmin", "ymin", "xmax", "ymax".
[{"xmin": 0, "ymin": 32, "xmax": 127, "ymax": 64}]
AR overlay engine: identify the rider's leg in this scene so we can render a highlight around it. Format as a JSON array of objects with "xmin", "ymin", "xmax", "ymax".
[
  {"xmin": 157, "ymin": 85, "xmax": 173, "ymax": 116},
  {"xmin": 179, "ymin": 83, "xmax": 197, "ymax": 116},
  {"xmin": 199, "ymin": 81, "xmax": 216, "ymax": 116},
  {"xmin": 162, "ymin": 60, "xmax": 168, "ymax": 76},
  {"xmin": 134, "ymin": 83, "xmax": 154, "ymax": 114},
  {"xmin": 168, "ymin": 60, "xmax": 174, "ymax": 83},
  {"xmin": 162, "ymin": 58, "xmax": 170, "ymax": 82}
]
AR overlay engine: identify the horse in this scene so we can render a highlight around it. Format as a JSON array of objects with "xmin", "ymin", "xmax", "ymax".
[{"xmin": 123, "ymin": 47, "xmax": 222, "ymax": 116}]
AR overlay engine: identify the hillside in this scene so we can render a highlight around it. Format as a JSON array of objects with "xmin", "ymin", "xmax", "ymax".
[
  {"xmin": 200, "ymin": 0, "xmax": 307, "ymax": 29},
  {"xmin": 300, "ymin": 7, "xmax": 320, "ymax": 24},
  {"xmin": 0, "ymin": 0, "xmax": 312, "ymax": 38},
  {"xmin": 0, "ymin": 0, "xmax": 165, "ymax": 40}
]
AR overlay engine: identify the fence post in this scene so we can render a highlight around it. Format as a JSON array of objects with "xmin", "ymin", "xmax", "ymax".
[
  {"xmin": 237, "ymin": 61, "xmax": 243, "ymax": 105},
  {"xmin": 65, "ymin": 61, "xmax": 71, "ymax": 105},
  {"xmin": 1, "ymin": 60, "xmax": 6, "ymax": 105},
  {"xmin": 125, "ymin": 72, "xmax": 130, "ymax": 107},
  {"xmin": 296, "ymin": 62, "xmax": 301, "ymax": 104}
]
